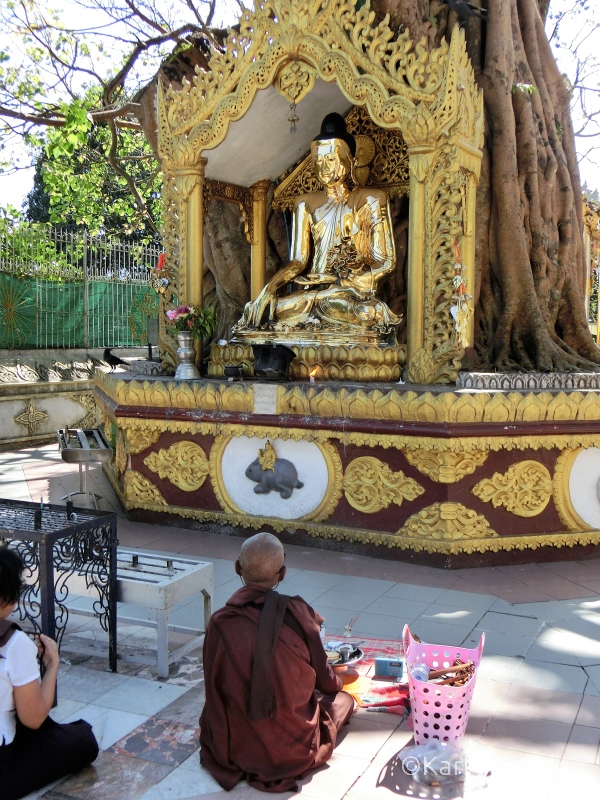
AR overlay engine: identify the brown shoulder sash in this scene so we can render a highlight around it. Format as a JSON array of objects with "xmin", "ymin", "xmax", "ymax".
[{"xmin": 247, "ymin": 590, "xmax": 289, "ymax": 721}]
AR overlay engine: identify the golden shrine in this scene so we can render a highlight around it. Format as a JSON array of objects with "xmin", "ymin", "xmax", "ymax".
[{"xmin": 95, "ymin": 0, "xmax": 600, "ymax": 566}]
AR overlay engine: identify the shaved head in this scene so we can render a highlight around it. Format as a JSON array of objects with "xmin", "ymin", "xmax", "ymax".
[{"xmin": 238, "ymin": 533, "xmax": 285, "ymax": 587}]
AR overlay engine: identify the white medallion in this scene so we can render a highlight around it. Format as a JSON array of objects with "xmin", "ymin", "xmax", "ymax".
[
  {"xmin": 220, "ymin": 436, "xmax": 329, "ymax": 519},
  {"xmin": 569, "ymin": 447, "xmax": 600, "ymax": 528}
]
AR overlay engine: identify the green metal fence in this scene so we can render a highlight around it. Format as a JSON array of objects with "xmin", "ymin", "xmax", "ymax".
[{"xmin": 0, "ymin": 224, "xmax": 161, "ymax": 349}]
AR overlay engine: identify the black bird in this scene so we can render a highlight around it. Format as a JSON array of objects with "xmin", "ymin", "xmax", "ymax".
[
  {"xmin": 445, "ymin": 0, "xmax": 487, "ymax": 20},
  {"xmin": 103, "ymin": 348, "xmax": 130, "ymax": 372}
]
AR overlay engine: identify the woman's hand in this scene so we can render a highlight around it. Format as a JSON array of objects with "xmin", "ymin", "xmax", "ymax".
[{"xmin": 36, "ymin": 634, "xmax": 59, "ymax": 670}]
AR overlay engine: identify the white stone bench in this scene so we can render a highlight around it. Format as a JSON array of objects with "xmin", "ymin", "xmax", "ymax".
[{"xmin": 66, "ymin": 548, "xmax": 213, "ymax": 677}]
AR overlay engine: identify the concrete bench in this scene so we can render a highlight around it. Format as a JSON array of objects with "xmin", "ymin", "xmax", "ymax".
[{"xmin": 66, "ymin": 548, "xmax": 213, "ymax": 677}]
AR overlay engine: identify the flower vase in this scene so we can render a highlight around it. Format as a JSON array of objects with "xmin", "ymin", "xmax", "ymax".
[{"xmin": 175, "ymin": 331, "xmax": 200, "ymax": 379}]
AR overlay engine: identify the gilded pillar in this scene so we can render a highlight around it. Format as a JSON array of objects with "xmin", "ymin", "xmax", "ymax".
[
  {"xmin": 462, "ymin": 173, "xmax": 477, "ymax": 347},
  {"xmin": 251, "ymin": 179, "xmax": 271, "ymax": 300},
  {"xmin": 406, "ymin": 150, "xmax": 430, "ymax": 362},
  {"xmin": 174, "ymin": 157, "xmax": 207, "ymax": 365}
]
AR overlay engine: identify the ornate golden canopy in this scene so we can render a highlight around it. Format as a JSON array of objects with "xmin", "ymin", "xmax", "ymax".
[{"xmin": 157, "ymin": 0, "xmax": 484, "ymax": 383}]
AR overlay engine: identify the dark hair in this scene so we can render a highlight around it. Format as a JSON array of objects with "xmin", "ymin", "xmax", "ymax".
[
  {"xmin": 0, "ymin": 546, "xmax": 24, "ymax": 605},
  {"xmin": 313, "ymin": 112, "xmax": 356, "ymax": 157}
]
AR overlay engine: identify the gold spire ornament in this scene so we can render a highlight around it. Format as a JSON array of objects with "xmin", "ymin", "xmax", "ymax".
[{"xmin": 257, "ymin": 440, "xmax": 278, "ymax": 471}]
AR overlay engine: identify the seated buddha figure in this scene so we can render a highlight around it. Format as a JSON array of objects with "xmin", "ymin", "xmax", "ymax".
[{"xmin": 233, "ymin": 113, "xmax": 400, "ymax": 343}]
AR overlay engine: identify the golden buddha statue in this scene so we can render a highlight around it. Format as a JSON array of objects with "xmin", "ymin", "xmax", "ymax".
[{"xmin": 232, "ymin": 113, "xmax": 400, "ymax": 346}]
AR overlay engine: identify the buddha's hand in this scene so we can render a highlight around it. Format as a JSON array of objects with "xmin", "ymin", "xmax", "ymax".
[
  {"xmin": 243, "ymin": 284, "xmax": 273, "ymax": 327},
  {"xmin": 243, "ymin": 261, "xmax": 305, "ymax": 326}
]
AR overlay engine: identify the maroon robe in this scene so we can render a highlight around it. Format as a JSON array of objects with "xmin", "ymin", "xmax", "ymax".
[{"xmin": 199, "ymin": 586, "xmax": 354, "ymax": 793}]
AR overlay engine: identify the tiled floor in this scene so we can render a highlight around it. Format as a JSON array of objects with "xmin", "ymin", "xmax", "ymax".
[{"xmin": 1, "ymin": 444, "xmax": 600, "ymax": 800}]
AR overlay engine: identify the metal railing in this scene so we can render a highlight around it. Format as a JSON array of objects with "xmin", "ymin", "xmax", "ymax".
[{"xmin": 0, "ymin": 224, "xmax": 161, "ymax": 349}]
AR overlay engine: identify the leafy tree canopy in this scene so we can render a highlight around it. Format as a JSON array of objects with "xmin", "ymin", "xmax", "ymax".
[{"xmin": 0, "ymin": 0, "xmax": 240, "ymax": 233}]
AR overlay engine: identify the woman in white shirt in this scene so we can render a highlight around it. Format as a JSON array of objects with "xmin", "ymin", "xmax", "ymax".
[{"xmin": 0, "ymin": 546, "xmax": 98, "ymax": 799}]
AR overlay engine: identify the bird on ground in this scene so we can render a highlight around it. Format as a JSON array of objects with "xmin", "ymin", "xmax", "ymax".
[
  {"xmin": 445, "ymin": 0, "xmax": 487, "ymax": 19},
  {"xmin": 103, "ymin": 348, "xmax": 130, "ymax": 372}
]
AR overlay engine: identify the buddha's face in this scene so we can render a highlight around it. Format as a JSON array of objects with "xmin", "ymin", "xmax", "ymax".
[{"xmin": 312, "ymin": 141, "xmax": 351, "ymax": 186}]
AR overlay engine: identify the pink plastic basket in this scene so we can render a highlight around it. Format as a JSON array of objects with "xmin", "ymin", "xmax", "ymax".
[{"xmin": 403, "ymin": 625, "xmax": 485, "ymax": 745}]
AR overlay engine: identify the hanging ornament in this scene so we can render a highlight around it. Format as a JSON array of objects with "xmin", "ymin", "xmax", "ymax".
[
  {"xmin": 288, "ymin": 101, "xmax": 299, "ymax": 133},
  {"xmin": 450, "ymin": 240, "xmax": 473, "ymax": 349}
]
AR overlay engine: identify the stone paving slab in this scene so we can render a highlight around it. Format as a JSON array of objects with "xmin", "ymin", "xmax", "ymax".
[{"xmin": 3, "ymin": 444, "xmax": 600, "ymax": 800}]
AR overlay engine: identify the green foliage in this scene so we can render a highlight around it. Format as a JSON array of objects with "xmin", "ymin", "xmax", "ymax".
[
  {"xmin": 166, "ymin": 304, "xmax": 218, "ymax": 340},
  {"xmin": 512, "ymin": 82, "xmax": 538, "ymax": 96},
  {"xmin": 37, "ymin": 95, "xmax": 162, "ymax": 239},
  {"xmin": 0, "ymin": 213, "xmax": 84, "ymax": 281}
]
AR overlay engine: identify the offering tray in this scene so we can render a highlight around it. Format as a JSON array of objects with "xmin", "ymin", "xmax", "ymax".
[{"xmin": 325, "ymin": 641, "xmax": 364, "ymax": 669}]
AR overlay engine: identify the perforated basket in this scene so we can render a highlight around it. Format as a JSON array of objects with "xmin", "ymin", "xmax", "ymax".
[{"xmin": 403, "ymin": 625, "xmax": 485, "ymax": 746}]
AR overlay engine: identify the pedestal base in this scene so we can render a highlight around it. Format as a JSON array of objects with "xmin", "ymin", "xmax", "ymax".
[
  {"xmin": 95, "ymin": 370, "xmax": 600, "ymax": 567},
  {"xmin": 208, "ymin": 342, "xmax": 406, "ymax": 382}
]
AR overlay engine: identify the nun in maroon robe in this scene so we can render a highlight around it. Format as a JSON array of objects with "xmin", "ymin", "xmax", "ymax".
[{"xmin": 199, "ymin": 566, "xmax": 354, "ymax": 793}]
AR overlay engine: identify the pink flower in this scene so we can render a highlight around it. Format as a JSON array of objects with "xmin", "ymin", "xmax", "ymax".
[
  {"xmin": 166, "ymin": 309, "xmax": 178, "ymax": 320},
  {"xmin": 177, "ymin": 305, "xmax": 191, "ymax": 315}
]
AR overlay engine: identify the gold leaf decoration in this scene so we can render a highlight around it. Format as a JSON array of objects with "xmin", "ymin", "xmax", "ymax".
[
  {"xmin": 343, "ymin": 456, "xmax": 424, "ymax": 513},
  {"xmin": 257, "ymin": 440, "xmax": 278, "ymax": 472},
  {"xmin": 552, "ymin": 449, "xmax": 592, "ymax": 532},
  {"xmin": 125, "ymin": 428, "xmax": 162, "ymax": 455},
  {"xmin": 472, "ymin": 460, "xmax": 552, "ymax": 518},
  {"xmin": 144, "ymin": 441, "xmax": 209, "ymax": 492},
  {"xmin": 404, "ymin": 449, "xmax": 487, "ymax": 483},
  {"xmin": 274, "ymin": 60, "xmax": 316, "ymax": 104},
  {"xmin": 123, "ymin": 471, "xmax": 166, "ymax": 507},
  {"xmin": 71, "ymin": 393, "xmax": 96, "ymax": 429},
  {"xmin": 400, "ymin": 502, "xmax": 497, "ymax": 540}
]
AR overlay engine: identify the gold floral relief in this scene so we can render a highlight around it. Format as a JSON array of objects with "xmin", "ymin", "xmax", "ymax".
[
  {"xmin": 274, "ymin": 60, "xmax": 316, "ymax": 104},
  {"xmin": 144, "ymin": 441, "xmax": 209, "ymax": 492},
  {"xmin": 552, "ymin": 449, "xmax": 593, "ymax": 532},
  {"xmin": 114, "ymin": 429, "xmax": 128, "ymax": 478},
  {"xmin": 399, "ymin": 502, "xmax": 497, "ymax": 540},
  {"xmin": 403, "ymin": 449, "xmax": 487, "ymax": 483},
  {"xmin": 125, "ymin": 428, "xmax": 162, "ymax": 455},
  {"xmin": 472, "ymin": 460, "xmax": 552, "ymax": 518},
  {"xmin": 343, "ymin": 456, "xmax": 424, "ymax": 513},
  {"xmin": 123, "ymin": 470, "xmax": 167, "ymax": 507}
]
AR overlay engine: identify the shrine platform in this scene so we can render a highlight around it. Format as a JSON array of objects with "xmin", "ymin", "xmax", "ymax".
[{"xmin": 94, "ymin": 371, "xmax": 600, "ymax": 568}]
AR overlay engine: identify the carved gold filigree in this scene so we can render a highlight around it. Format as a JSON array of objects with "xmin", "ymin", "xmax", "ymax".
[
  {"xmin": 273, "ymin": 106, "xmax": 409, "ymax": 211},
  {"xmin": 72, "ymin": 393, "xmax": 96, "ymax": 429},
  {"xmin": 552, "ymin": 449, "xmax": 593, "ymax": 532},
  {"xmin": 472, "ymin": 460, "xmax": 552, "ymax": 518},
  {"xmin": 400, "ymin": 502, "xmax": 497, "ymax": 540},
  {"xmin": 404, "ymin": 449, "xmax": 487, "ymax": 483},
  {"xmin": 144, "ymin": 441, "xmax": 209, "ymax": 492},
  {"xmin": 125, "ymin": 428, "xmax": 162, "ymax": 455},
  {"xmin": 275, "ymin": 60, "xmax": 316, "ymax": 104},
  {"xmin": 343, "ymin": 456, "xmax": 424, "ymax": 513},
  {"xmin": 115, "ymin": 429, "xmax": 127, "ymax": 478},
  {"xmin": 123, "ymin": 470, "xmax": 167, "ymax": 507},
  {"xmin": 209, "ymin": 434, "xmax": 342, "ymax": 521}
]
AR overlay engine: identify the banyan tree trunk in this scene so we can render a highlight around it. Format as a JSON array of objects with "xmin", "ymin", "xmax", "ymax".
[{"xmin": 374, "ymin": 0, "xmax": 600, "ymax": 371}]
